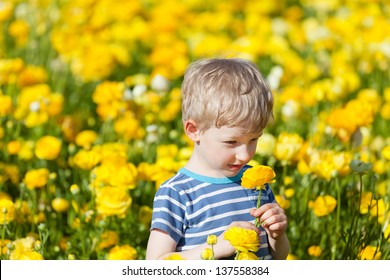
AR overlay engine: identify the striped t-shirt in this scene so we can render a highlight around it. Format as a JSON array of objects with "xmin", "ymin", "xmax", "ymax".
[{"xmin": 150, "ymin": 165, "xmax": 276, "ymax": 259}]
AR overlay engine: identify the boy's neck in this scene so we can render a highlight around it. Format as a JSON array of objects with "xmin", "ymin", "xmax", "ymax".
[{"xmin": 180, "ymin": 167, "xmax": 245, "ymax": 184}]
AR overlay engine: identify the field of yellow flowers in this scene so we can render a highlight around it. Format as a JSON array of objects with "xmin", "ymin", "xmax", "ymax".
[{"xmin": 0, "ymin": 0, "xmax": 390, "ymax": 260}]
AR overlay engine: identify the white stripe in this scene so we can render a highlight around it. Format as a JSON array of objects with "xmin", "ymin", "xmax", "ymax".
[
  {"xmin": 152, "ymin": 218, "xmax": 183, "ymax": 237},
  {"xmin": 154, "ymin": 195, "xmax": 186, "ymax": 211},
  {"xmin": 178, "ymin": 182, "xmax": 210, "ymax": 195},
  {"xmin": 186, "ymin": 186, "xmax": 244, "ymax": 206},
  {"xmin": 187, "ymin": 196, "xmax": 256, "ymax": 219},
  {"xmin": 191, "ymin": 209, "xmax": 252, "ymax": 228},
  {"xmin": 185, "ymin": 224, "xmax": 229, "ymax": 238},
  {"xmin": 153, "ymin": 207, "xmax": 184, "ymax": 223},
  {"xmin": 162, "ymin": 177, "xmax": 194, "ymax": 191},
  {"xmin": 259, "ymin": 243, "xmax": 268, "ymax": 249},
  {"xmin": 185, "ymin": 218, "xmax": 257, "ymax": 238}
]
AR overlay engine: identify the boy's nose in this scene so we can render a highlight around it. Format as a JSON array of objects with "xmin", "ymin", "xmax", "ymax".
[{"xmin": 236, "ymin": 146, "xmax": 252, "ymax": 162}]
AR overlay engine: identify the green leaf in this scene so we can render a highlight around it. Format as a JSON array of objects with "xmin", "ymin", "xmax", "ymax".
[{"xmin": 349, "ymin": 159, "xmax": 372, "ymax": 174}]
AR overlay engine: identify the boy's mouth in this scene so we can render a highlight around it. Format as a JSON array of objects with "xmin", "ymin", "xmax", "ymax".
[{"xmin": 228, "ymin": 164, "xmax": 243, "ymax": 171}]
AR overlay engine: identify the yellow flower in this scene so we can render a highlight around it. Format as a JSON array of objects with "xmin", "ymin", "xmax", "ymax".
[
  {"xmin": 308, "ymin": 195, "xmax": 337, "ymax": 217},
  {"xmin": 72, "ymin": 149, "xmax": 101, "ymax": 170},
  {"xmin": 51, "ymin": 198, "xmax": 69, "ymax": 213},
  {"xmin": 159, "ymin": 99, "xmax": 181, "ymax": 122},
  {"xmin": 224, "ymin": 226, "xmax": 260, "ymax": 253},
  {"xmin": 369, "ymin": 199, "xmax": 387, "ymax": 224},
  {"xmin": 273, "ymin": 132, "xmax": 304, "ymax": 164},
  {"xmin": 255, "ymin": 133, "xmax": 276, "ymax": 156},
  {"xmin": 70, "ymin": 184, "xmax": 80, "ymax": 195},
  {"xmin": 0, "ymin": 192, "xmax": 12, "ymax": 200},
  {"xmin": 91, "ymin": 162, "xmax": 137, "ymax": 190},
  {"xmin": 35, "ymin": 136, "xmax": 62, "ymax": 160},
  {"xmin": 114, "ymin": 112, "xmax": 144, "ymax": 141},
  {"xmin": 275, "ymin": 195, "xmax": 290, "ymax": 210},
  {"xmin": 373, "ymin": 160, "xmax": 387, "ymax": 175},
  {"xmin": 0, "ymin": 94, "xmax": 13, "ymax": 116},
  {"xmin": 10, "ymin": 236, "xmax": 44, "ymax": 260},
  {"xmin": 108, "ymin": 162, "xmax": 138, "ymax": 190},
  {"xmin": 95, "ymin": 186, "xmax": 132, "ymax": 218},
  {"xmin": 307, "ymin": 245, "xmax": 322, "ymax": 257},
  {"xmin": 286, "ymin": 253, "xmax": 298, "ymax": 260},
  {"xmin": 23, "ymin": 168, "xmax": 50, "ymax": 190},
  {"xmin": 0, "ymin": 239, "xmax": 11, "ymax": 255},
  {"xmin": 359, "ymin": 192, "xmax": 374, "ymax": 215},
  {"xmin": 2, "ymin": 164, "xmax": 20, "ymax": 185},
  {"xmin": 7, "ymin": 140, "xmax": 22, "ymax": 155},
  {"xmin": 241, "ymin": 165, "xmax": 276, "ymax": 226},
  {"xmin": 15, "ymin": 251, "xmax": 44, "ymax": 260},
  {"xmin": 200, "ymin": 248, "xmax": 214, "ymax": 260},
  {"xmin": 0, "ymin": 1, "xmax": 13, "ymax": 21},
  {"xmin": 326, "ymin": 98, "xmax": 375, "ymax": 143},
  {"xmin": 92, "ymin": 142, "xmax": 128, "ymax": 165},
  {"xmin": 99, "ymin": 231, "xmax": 119, "ymax": 250},
  {"xmin": 75, "ymin": 130, "xmax": 98, "ymax": 149},
  {"xmin": 384, "ymin": 223, "xmax": 390, "ymax": 243},
  {"xmin": 157, "ymin": 144, "xmax": 179, "ymax": 159},
  {"xmin": 236, "ymin": 251, "xmax": 258, "ymax": 260},
  {"xmin": 59, "ymin": 237, "xmax": 70, "ymax": 251},
  {"xmin": 164, "ymin": 253, "xmax": 187, "ymax": 260},
  {"xmin": 92, "ymin": 81, "xmax": 126, "ymax": 120},
  {"xmin": 207, "ymin": 235, "xmax": 217, "ymax": 246},
  {"xmin": 382, "ymin": 145, "xmax": 390, "ymax": 161},
  {"xmin": 14, "ymin": 84, "xmax": 63, "ymax": 127},
  {"xmin": 358, "ymin": 245, "xmax": 382, "ymax": 260},
  {"xmin": 284, "ymin": 188, "xmax": 295, "ymax": 198},
  {"xmin": 308, "ymin": 150, "xmax": 352, "ymax": 181},
  {"xmin": 8, "ymin": 19, "xmax": 30, "ymax": 47},
  {"xmin": 107, "ymin": 245, "xmax": 137, "ymax": 260},
  {"xmin": 380, "ymin": 102, "xmax": 390, "ymax": 120},
  {"xmin": 18, "ymin": 141, "xmax": 34, "ymax": 160},
  {"xmin": 0, "ymin": 199, "xmax": 15, "ymax": 224},
  {"xmin": 241, "ymin": 165, "xmax": 276, "ymax": 190},
  {"xmin": 17, "ymin": 65, "xmax": 48, "ymax": 88}
]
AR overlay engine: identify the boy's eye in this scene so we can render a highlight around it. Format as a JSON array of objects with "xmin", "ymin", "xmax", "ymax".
[{"xmin": 224, "ymin": 141, "xmax": 237, "ymax": 145}]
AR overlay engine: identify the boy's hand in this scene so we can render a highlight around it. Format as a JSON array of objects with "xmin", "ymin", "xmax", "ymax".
[
  {"xmin": 250, "ymin": 203, "xmax": 288, "ymax": 240},
  {"xmin": 216, "ymin": 221, "xmax": 260, "ymax": 258}
]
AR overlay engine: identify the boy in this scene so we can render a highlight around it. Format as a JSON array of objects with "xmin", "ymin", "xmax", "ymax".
[{"xmin": 146, "ymin": 58, "xmax": 290, "ymax": 260}]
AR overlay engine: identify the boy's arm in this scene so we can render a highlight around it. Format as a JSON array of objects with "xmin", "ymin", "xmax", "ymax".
[
  {"xmin": 146, "ymin": 229, "xmax": 177, "ymax": 260},
  {"xmin": 146, "ymin": 228, "xmax": 235, "ymax": 260},
  {"xmin": 268, "ymin": 232, "xmax": 290, "ymax": 260},
  {"xmin": 146, "ymin": 221, "xmax": 258, "ymax": 260}
]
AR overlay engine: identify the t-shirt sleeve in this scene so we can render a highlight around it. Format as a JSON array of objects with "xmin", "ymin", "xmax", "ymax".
[{"xmin": 150, "ymin": 183, "xmax": 187, "ymax": 244}]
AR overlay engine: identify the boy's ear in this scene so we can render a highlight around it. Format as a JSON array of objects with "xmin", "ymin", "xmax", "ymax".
[{"xmin": 184, "ymin": 119, "xmax": 200, "ymax": 142}]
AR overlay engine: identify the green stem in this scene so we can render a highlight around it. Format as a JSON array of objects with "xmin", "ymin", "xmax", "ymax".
[
  {"xmin": 332, "ymin": 177, "xmax": 341, "ymax": 260},
  {"xmin": 1, "ymin": 217, "xmax": 6, "ymax": 259},
  {"xmin": 235, "ymin": 250, "xmax": 240, "ymax": 260},
  {"xmin": 255, "ymin": 189, "xmax": 261, "ymax": 227}
]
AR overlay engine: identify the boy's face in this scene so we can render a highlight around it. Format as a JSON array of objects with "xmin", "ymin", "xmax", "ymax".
[{"xmin": 191, "ymin": 125, "xmax": 262, "ymax": 178}]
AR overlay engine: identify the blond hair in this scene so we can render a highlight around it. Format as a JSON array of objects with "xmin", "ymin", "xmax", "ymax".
[{"xmin": 181, "ymin": 58, "xmax": 274, "ymax": 134}]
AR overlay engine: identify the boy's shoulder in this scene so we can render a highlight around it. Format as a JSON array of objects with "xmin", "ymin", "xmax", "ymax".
[{"xmin": 158, "ymin": 170, "xmax": 195, "ymax": 191}]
